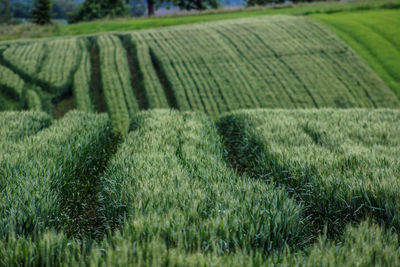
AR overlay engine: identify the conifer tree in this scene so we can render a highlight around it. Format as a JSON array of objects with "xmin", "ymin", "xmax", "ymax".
[{"xmin": 32, "ymin": 0, "xmax": 52, "ymax": 25}]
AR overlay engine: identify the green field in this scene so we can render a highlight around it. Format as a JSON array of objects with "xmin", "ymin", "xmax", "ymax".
[
  {"xmin": 313, "ymin": 9, "xmax": 400, "ymax": 98},
  {"xmin": 1, "ymin": 0, "xmax": 399, "ymax": 42},
  {"xmin": 1, "ymin": 16, "xmax": 398, "ymax": 133},
  {"xmin": 1, "ymin": 109, "xmax": 400, "ymax": 265},
  {"xmin": 1, "ymin": 3, "xmax": 400, "ymax": 265}
]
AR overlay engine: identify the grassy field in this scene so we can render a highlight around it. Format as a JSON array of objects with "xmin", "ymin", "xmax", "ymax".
[
  {"xmin": 1, "ymin": 16, "xmax": 398, "ymax": 133},
  {"xmin": 0, "ymin": 109, "xmax": 399, "ymax": 265},
  {"xmin": 0, "ymin": 0, "xmax": 399, "ymax": 42},
  {"xmin": 313, "ymin": 9, "xmax": 400, "ymax": 98}
]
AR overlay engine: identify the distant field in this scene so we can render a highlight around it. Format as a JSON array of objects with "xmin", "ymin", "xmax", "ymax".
[
  {"xmin": 1, "ymin": 16, "xmax": 398, "ymax": 133},
  {"xmin": 0, "ymin": 0, "xmax": 398, "ymax": 42},
  {"xmin": 1, "ymin": 109, "xmax": 400, "ymax": 265},
  {"xmin": 313, "ymin": 9, "xmax": 400, "ymax": 98}
]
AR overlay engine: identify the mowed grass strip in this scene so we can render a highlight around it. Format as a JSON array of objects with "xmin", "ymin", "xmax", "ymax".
[
  {"xmin": 217, "ymin": 109, "xmax": 400, "ymax": 236},
  {"xmin": 99, "ymin": 109, "xmax": 306, "ymax": 255},
  {"xmin": 312, "ymin": 9, "xmax": 400, "ymax": 98}
]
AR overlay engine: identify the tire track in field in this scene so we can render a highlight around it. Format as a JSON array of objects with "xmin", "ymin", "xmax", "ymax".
[
  {"xmin": 148, "ymin": 47, "xmax": 179, "ymax": 109},
  {"xmin": 149, "ymin": 31, "xmax": 198, "ymax": 111},
  {"xmin": 165, "ymin": 29, "xmax": 219, "ymax": 115},
  {"xmin": 238, "ymin": 24, "xmax": 319, "ymax": 108},
  {"xmin": 119, "ymin": 35, "xmax": 149, "ymax": 110},
  {"xmin": 216, "ymin": 25, "xmax": 296, "ymax": 108},
  {"xmin": 278, "ymin": 20, "xmax": 358, "ymax": 107},
  {"xmin": 88, "ymin": 37, "xmax": 107, "ymax": 113},
  {"xmin": 168, "ymin": 29, "xmax": 222, "ymax": 114}
]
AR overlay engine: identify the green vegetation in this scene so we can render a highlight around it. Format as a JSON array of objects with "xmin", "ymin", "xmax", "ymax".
[
  {"xmin": 0, "ymin": 109, "xmax": 400, "ymax": 265},
  {"xmin": 0, "ymin": 64, "xmax": 24, "ymax": 99},
  {"xmin": 312, "ymin": 9, "xmax": 400, "ymax": 98},
  {"xmin": 1, "ymin": 15, "xmax": 398, "ymax": 133},
  {"xmin": 31, "ymin": 0, "xmax": 52, "ymax": 25},
  {"xmin": 2, "ymin": 38, "xmax": 83, "ymax": 94},
  {"xmin": 72, "ymin": 38, "xmax": 94, "ymax": 112},
  {"xmin": 217, "ymin": 109, "xmax": 400, "ymax": 236},
  {"xmin": 0, "ymin": 0, "xmax": 398, "ymax": 42},
  {"xmin": 100, "ymin": 110, "xmax": 307, "ymax": 253},
  {"xmin": 0, "ymin": 111, "xmax": 117, "ymax": 238},
  {"xmin": 128, "ymin": 16, "xmax": 398, "ymax": 115},
  {"xmin": 97, "ymin": 34, "xmax": 139, "ymax": 133},
  {"xmin": 0, "ymin": 111, "xmax": 51, "ymax": 142}
]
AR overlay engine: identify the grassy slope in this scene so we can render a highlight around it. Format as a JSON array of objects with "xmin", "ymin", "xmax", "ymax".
[
  {"xmin": 1, "ymin": 14, "xmax": 399, "ymax": 131},
  {"xmin": 1, "ymin": 0, "xmax": 399, "ymax": 42},
  {"xmin": 121, "ymin": 16, "xmax": 398, "ymax": 116},
  {"xmin": 312, "ymin": 9, "xmax": 400, "ymax": 98}
]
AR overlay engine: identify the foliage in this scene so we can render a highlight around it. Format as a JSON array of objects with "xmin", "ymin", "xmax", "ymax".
[
  {"xmin": 67, "ymin": 0, "xmax": 128, "ymax": 23},
  {"xmin": 31, "ymin": 0, "xmax": 52, "ymax": 25},
  {"xmin": 10, "ymin": 1, "xmax": 31, "ymax": 18},
  {"xmin": 52, "ymin": 0, "xmax": 78, "ymax": 19},
  {"xmin": 312, "ymin": 9, "xmax": 400, "ymax": 98},
  {"xmin": 172, "ymin": 0, "xmax": 219, "ymax": 11},
  {"xmin": 0, "ymin": 0, "xmax": 12, "ymax": 23}
]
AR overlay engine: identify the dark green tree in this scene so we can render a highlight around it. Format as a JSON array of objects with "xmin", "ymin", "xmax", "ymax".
[
  {"xmin": 68, "ymin": 0, "xmax": 128, "ymax": 23},
  {"xmin": 172, "ymin": 0, "xmax": 218, "ymax": 10},
  {"xmin": 0, "ymin": 0, "xmax": 12, "ymax": 24},
  {"xmin": 10, "ymin": 2, "xmax": 32, "ymax": 18},
  {"xmin": 31, "ymin": 0, "xmax": 52, "ymax": 24}
]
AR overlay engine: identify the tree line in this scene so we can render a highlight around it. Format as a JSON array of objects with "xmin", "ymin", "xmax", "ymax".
[{"xmin": 0, "ymin": 0, "xmax": 338, "ymax": 25}]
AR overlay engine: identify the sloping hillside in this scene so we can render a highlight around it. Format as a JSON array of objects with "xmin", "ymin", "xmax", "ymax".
[
  {"xmin": 313, "ymin": 9, "xmax": 400, "ymax": 98},
  {"xmin": 1, "ymin": 16, "xmax": 398, "ymax": 133}
]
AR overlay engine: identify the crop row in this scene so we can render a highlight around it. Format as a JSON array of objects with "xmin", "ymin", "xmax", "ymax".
[
  {"xmin": 0, "ymin": 64, "xmax": 24, "ymax": 100},
  {"xmin": 2, "ymin": 41, "xmax": 46, "ymax": 79},
  {"xmin": 37, "ymin": 38, "xmax": 82, "ymax": 94},
  {"xmin": 0, "ymin": 111, "xmax": 51, "ymax": 142},
  {"xmin": 1, "ymin": 109, "xmax": 400, "ymax": 265},
  {"xmin": 217, "ymin": 109, "xmax": 400, "ymax": 236},
  {"xmin": 130, "ymin": 16, "xmax": 399, "ymax": 115},
  {"xmin": 0, "ymin": 111, "xmax": 117, "ymax": 239},
  {"xmin": 2, "ymin": 38, "xmax": 83, "ymax": 96},
  {"xmin": 99, "ymin": 110, "xmax": 305, "ymax": 254},
  {"xmin": 72, "ymin": 39, "xmax": 94, "ymax": 112},
  {"xmin": 97, "ymin": 35, "xmax": 139, "ymax": 133},
  {"xmin": 126, "ymin": 33, "xmax": 169, "ymax": 109}
]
